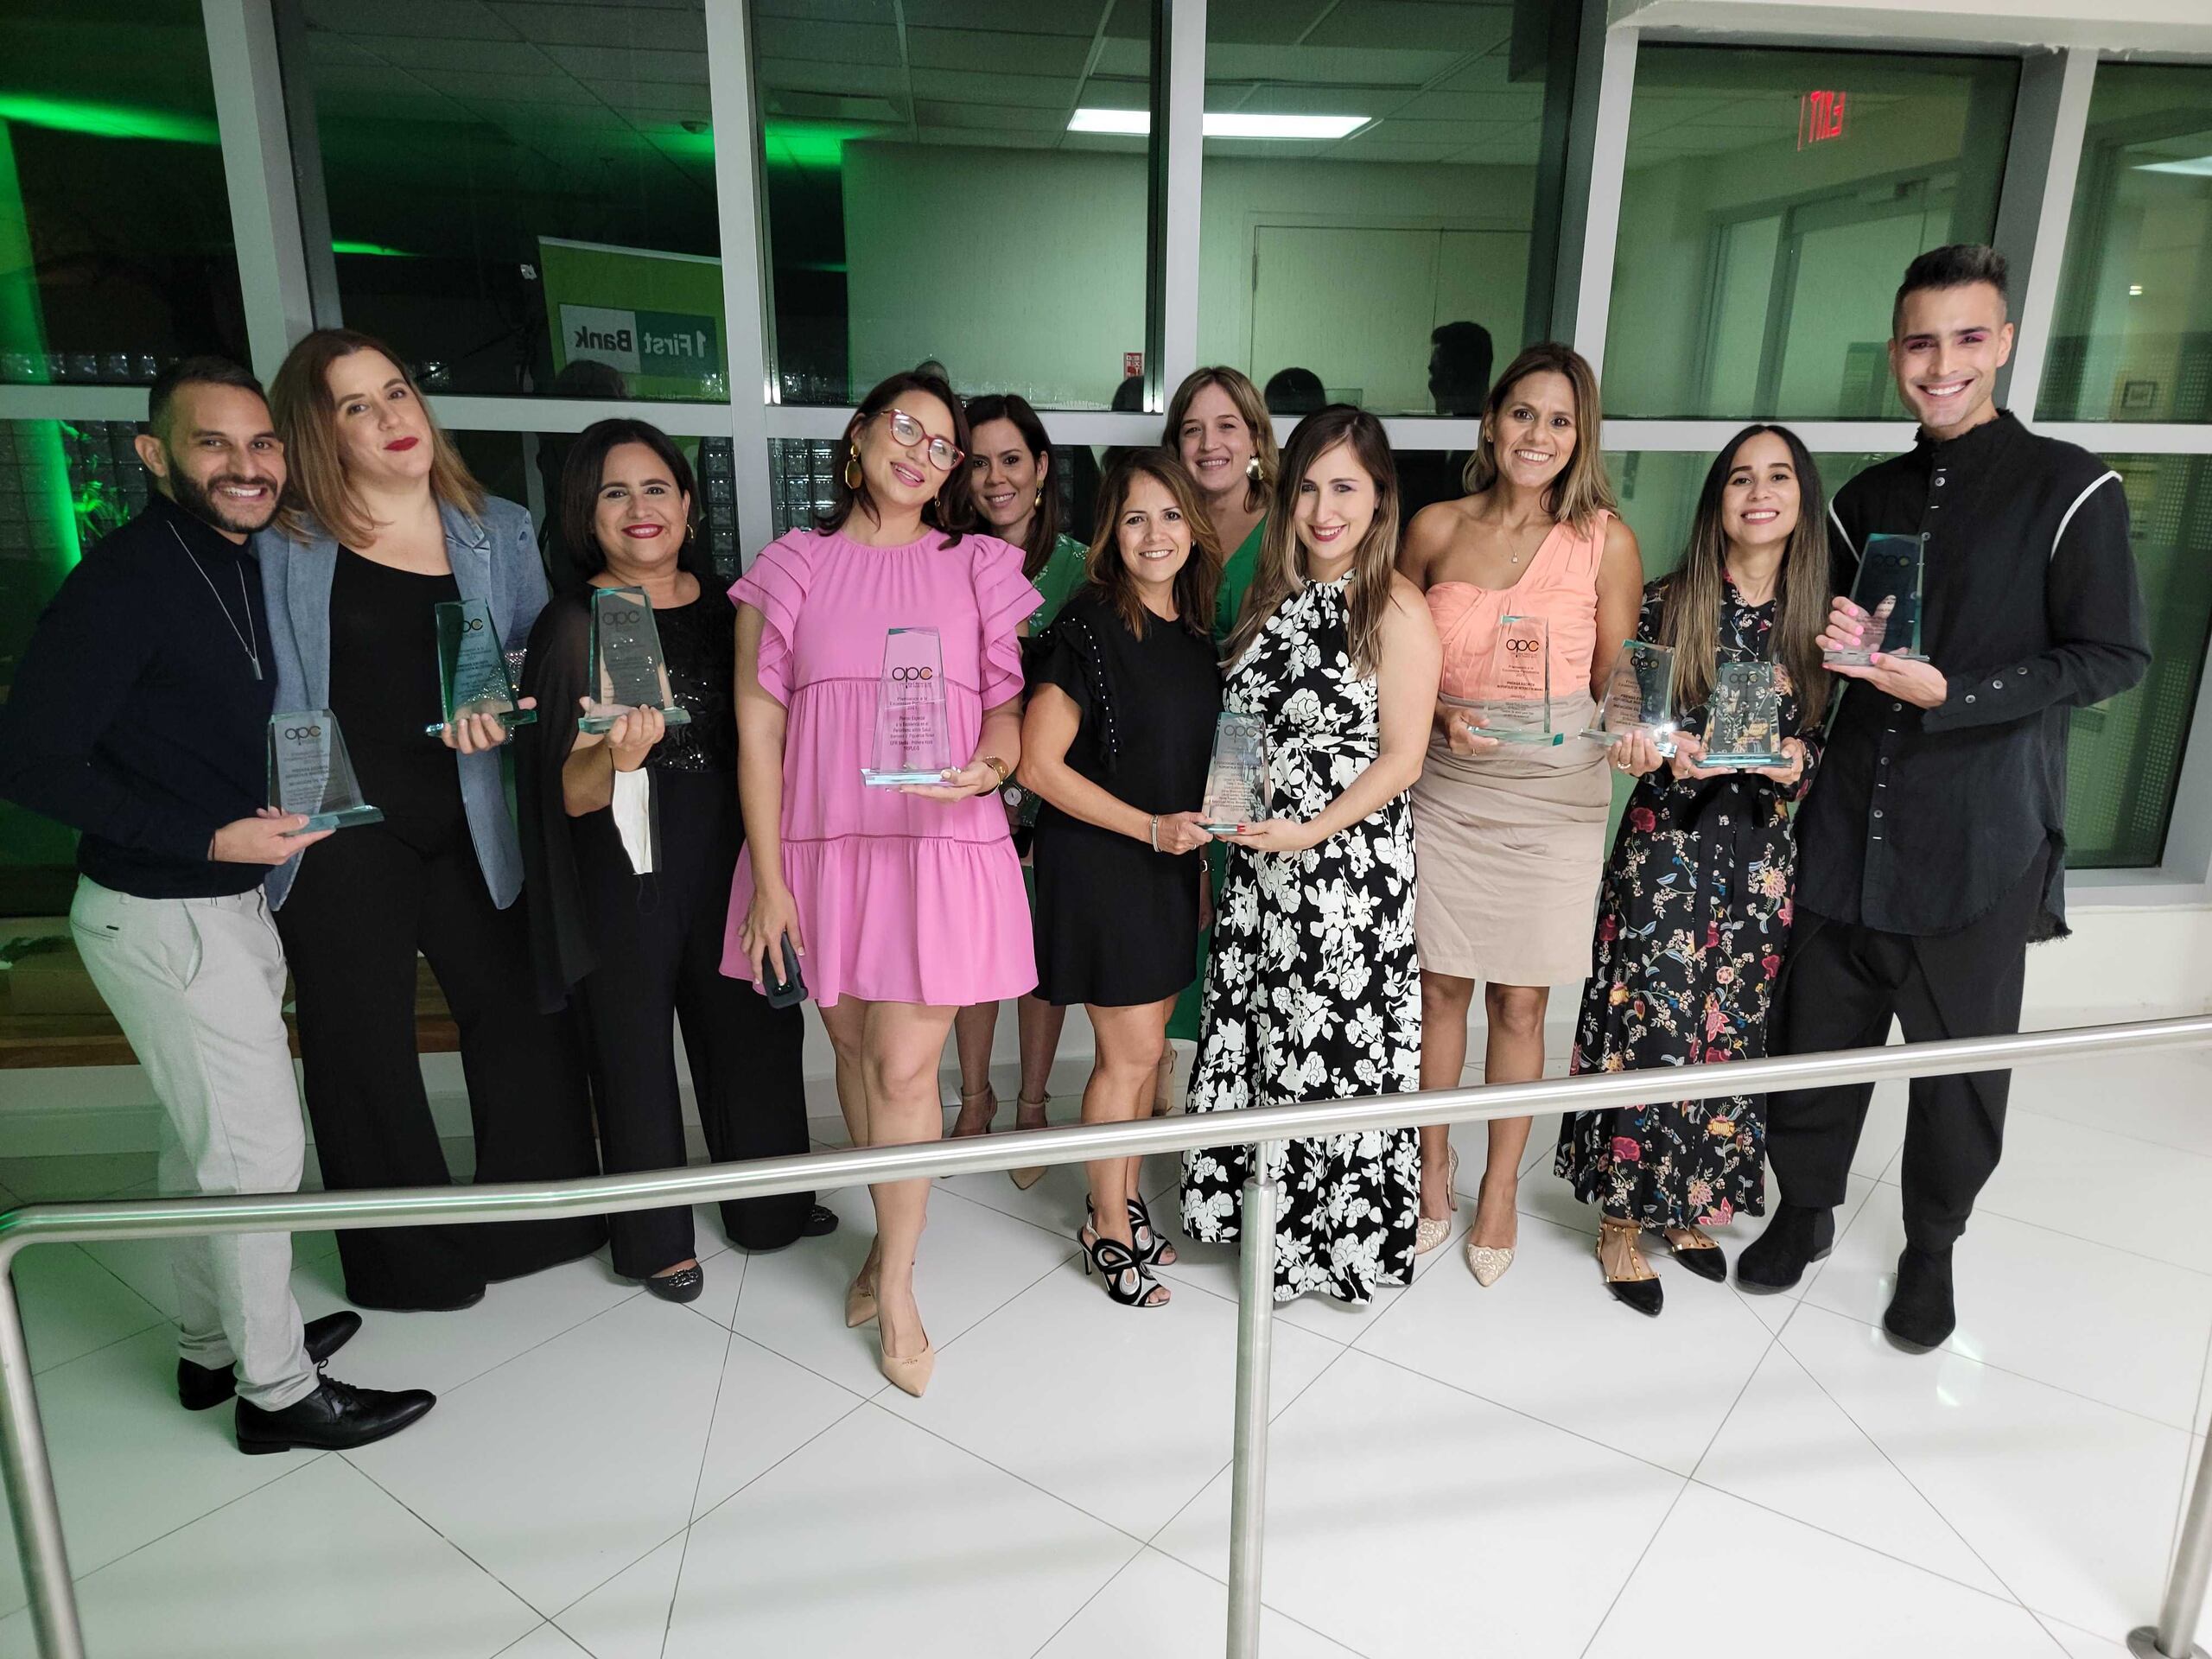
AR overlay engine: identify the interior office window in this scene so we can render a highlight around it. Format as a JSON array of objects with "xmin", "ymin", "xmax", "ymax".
[
  {"xmin": 1604, "ymin": 448, "xmax": 1886, "ymax": 581},
  {"xmin": 1199, "ymin": 1, "xmax": 1581, "ymax": 419},
  {"xmin": 2039, "ymin": 64, "xmax": 2212, "ymax": 423},
  {"xmin": 0, "ymin": 419, "xmax": 150, "ymax": 912},
  {"xmin": 1, "ymin": 3, "xmax": 245, "ymax": 384},
  {"xmin": 1605, "ymin": 46, "xmax": 2018, "ymax": 421},
  {"xmin": 752, "ymin": 1, "xmax": 1157, "ymax": 409},
  {"xmin": 283, "ymin": 1, "xmax": 726, "ymax": 400},
  {"xmin": 449, "ymin": 430, "xmax": 743, "ymax": 585},
  {"xmin": 2066, "ymin": 454, "xmax": 2210, "ymax": 868}
]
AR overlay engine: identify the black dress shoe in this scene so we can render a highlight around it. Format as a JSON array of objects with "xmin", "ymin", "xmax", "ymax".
[
  {"xmin": 1736, "ymin": 1204, "xmax": 1835, "ymax": 1292},
  {"xmin": 235, "ymin": 1373, "xmax": 435, "ymax": 1454},
  {"xmin": 801, "ymin": 1204, "xmax": 838, "ymax": 1237},
  {"xmin": 643, "ymin": 1266, "xmax": 705, "ymax": 1304},
  {"xmin": 178, "ymin": 1311, "xmax": 365, "ymax": 1412},
  {"xmin": 1883, "ymin": 1245, "xmax": 1956, "ymax": 1350}
]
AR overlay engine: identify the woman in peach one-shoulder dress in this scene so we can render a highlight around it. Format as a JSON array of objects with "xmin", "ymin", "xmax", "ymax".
[
  {"xmin": 1396, "ymin": 343, "xmax": 1643, "ymax": 1287},
  {"xmin": 728, "ymin": 371, "xmax": 1040, "ymax": 1400}
]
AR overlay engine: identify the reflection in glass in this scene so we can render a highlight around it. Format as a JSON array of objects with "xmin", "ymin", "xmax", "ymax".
[
  {"xmin": 0, "ymin": 419, "xmax": 150, "ymax": 909},
  {"xmin": 1199, "ymin": 1, "xmax": 1581, "ymax": 416},
  {"xmin": 1604, "ymin": 450, "xmax": 1886, "ymax": 582},
  {"xmin": 1606, "ymin": 46, "xmax": 2018, "ymax": 420},
  {"xmin": 2041, "ymin": 64, "xmax": 2212, "ymax": 423},
  {"xmin": 752, "ymin": 1, "xmax": 1157, "ymax": 408},
  {"xmin": 286, "ymin": 1, "xmax": 725, "ymax": 400},
  {"xmin": 3, "ymin": 3, "xmax": 245, "ymax": 381},
  {"xmin": 449, "ymin": 430, "xmax": 742, "ymax": 586}
]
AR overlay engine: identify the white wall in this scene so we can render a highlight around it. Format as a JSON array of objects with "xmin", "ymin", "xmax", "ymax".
[{"xmin": 1609, "ymin": 0, "xmax": 2212, "ymax": 54}]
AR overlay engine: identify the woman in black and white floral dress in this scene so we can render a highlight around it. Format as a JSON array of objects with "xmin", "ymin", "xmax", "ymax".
[{"xmin": 1180, "ymin": 406, "xmax": 1441, "ymax": 1304}]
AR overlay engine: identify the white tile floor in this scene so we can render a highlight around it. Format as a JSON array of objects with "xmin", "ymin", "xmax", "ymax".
[{"xmin": 2, "ymin": 1045, "xmax": 2209, "ymax": 1657}]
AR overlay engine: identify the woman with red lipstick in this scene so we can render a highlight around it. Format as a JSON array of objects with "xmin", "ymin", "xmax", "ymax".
[
  {"xmin": 1554, "ymin": 425, "xmax": 1829, "ymax": 1314},
  {"xmin": 258, "ymin": 327, "xmax": 602, "ymax": 1313},
  {"xmin": 516, "ymin": 420, "xmax": 823, "ymax": 1305},
  {"xmin": 1396, "ymin": 343, "xmax": 1643, "ymax": 1287},
  {"xmin": 944, "ymin": 393, "xmax": 1089, "ymax": 1165},
  {"xmin": 728, "ymin": 370, "xmax": 1039, "ymax": 1397}
]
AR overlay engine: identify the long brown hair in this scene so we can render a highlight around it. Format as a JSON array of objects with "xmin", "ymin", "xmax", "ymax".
[
  {"xmin": 818, "ymin": 371, "xmax": 974, "ymax": 545},
  {"xmin": 1087, "ymin": 449, "xmax": 1221, "ymax": 642},
  {"xmin": 1657, "ymin": 423, "xmax": 1832, "ymax": 724},
  {"xmin": 1162, "ymin": 366, "xmax": 1279, "ymax": 515},
  {"xmin": 964, "ymin": 391, "xmax": 1061, "ymax": 580},
  {"xmin": 1224, "ymin": 406, "xmax": 1401, "ymax": 677},
  {"xmin": 268, "ymin": 327, "xmax": 485, "ymax": 545},
  {"xmin": 1459, "ymin": 341, "xmax": 1615, "ymax": 533}
]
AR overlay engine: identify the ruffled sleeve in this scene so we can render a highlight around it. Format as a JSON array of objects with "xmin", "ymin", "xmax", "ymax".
[
  {"xmin": 971, "ymin": 534, "xmax": 1046, "ymax": 708},
  {"xmin": 729, "ymin": 531, "xmax": 817, "ymax": 705},
  {"xmin": 1036, "ymin": 606, "xmax": 1122, "ymax": 777}
]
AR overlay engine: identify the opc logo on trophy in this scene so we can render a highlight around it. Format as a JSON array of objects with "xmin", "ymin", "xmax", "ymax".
[
  {"xmin": 889, "ymin": 666, "xmax": 936, "ymax": 682},
  {"xmin": 283, "ymin": 725, "xmax": 323, "ymax": 740},
  {"xmin": 1503, "ymin": 638, "xmax": 1544, "ymax": 653}
]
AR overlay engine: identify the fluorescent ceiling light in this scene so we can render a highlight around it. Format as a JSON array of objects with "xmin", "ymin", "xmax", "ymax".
[
  {"xmin": 1069, "ymin": 109, "xmax": 1370, "ymax": 141},
  {"xmin": 2136, "ymin": 156, "xmax": 2212, "ymax": 176}
]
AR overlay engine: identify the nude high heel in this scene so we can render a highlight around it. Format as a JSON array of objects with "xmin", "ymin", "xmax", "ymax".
[
  {"xmin": 878, "ymin": 1338, "xmax": 936, "ymax": 1397},
  {"xmin": 1414, "ymin": 1146, "xmax": 1460, "ymax": 1256},
  {"xmin": 1009, "ymin": 1094, "xmax": 1050, "ymax": 1190},
  {"xmin": 844, "ymin": 1249, "xmax": 879, "ymax": 1328}
]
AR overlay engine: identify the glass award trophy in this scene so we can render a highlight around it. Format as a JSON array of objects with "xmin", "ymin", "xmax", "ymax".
[
  {"xmin": 267, "ymin": 710, "xmax": 384, "ymax": 834},
  {"xmin": 1699, "ymin": 661, "xmax": 1789, "ymax": 769},
  {"xmin": 861, "ymin": 626, "xmax": 957, "ymax": 786},
  {"xmin": 1443, "ymin": 613, "xmax": 1563, "ymax": 746},
  {"xmin": 1580, "ymin": 640, "xmax": 1677, "ymax": 755},
  {"xmin": 1824, "ymin": 532, "xmax": 1926, "ymax": 665},
  {"xmin": 1198, "ymin": 711, "xmax": 1271, "ymax": 834},
  {"xmin": 581, "ymin": 587, "xmax": 693, "ymax": 734},
  {"xmin": 429, "ymin": 597, "xmax": 535, "ymax": 733}
]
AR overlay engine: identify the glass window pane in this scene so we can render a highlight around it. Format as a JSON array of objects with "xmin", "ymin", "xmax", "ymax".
[
  {"xmin": 1606, "ymin": 46, "xmax": 2018, "ymax": 420},
  {"xmin": 0, "ymin": 417, "xmax": 152, "ymax": 911},
  {"xmin": 2067, "ymin": 454, "xmax": 2210, "ymax": 868},
  {"xmin": 1605, "ymin": 448, "xmax": 1887, "ymax": 579},
  {"xmin": 2039, "ymin": 64, "xmax": 2212, "ymax": 423},
  {"xmin": 2, "ymin": 3, "xmax": 245, "ymax": 385},
  {"xmin": 754, "ymin": 1, "xmax": 1157, "ymax": 409},
  {"xmin": 448, "ymin": 430, "xmax": 745, "ymax": 585},
  {"xmin": 288, "ymin": 1, "xmax": 726, "ymax": 400},
  {"xmin": 1200, "ymin": 0, "xmax": 1581, "ymax": 417}
]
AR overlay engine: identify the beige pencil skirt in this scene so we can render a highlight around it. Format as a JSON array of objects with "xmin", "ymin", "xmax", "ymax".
[{"xmin": 1410, "ymin": 698, "xmax": 1612, "ymax": 988}]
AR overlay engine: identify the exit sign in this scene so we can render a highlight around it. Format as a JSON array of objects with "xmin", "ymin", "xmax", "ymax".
[{"xmin": 1799, "ymin": 90, "xmax": 1847, "ymax": 149}]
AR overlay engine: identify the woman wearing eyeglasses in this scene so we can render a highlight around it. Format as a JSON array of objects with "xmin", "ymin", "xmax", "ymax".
[{"xmin": 728, "ymin": 370, "xmax": 1040, "ymax": 1398}]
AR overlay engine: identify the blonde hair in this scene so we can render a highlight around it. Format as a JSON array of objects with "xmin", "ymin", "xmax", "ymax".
[
  {"xmin": 270, "ymin": 327, "xmax": 485, "ymax": 545},
  {"xmin": 1163, "ymin": 366, "xmax": 1278, "ymax": 515},
  {"xmin": 1460, "ymin": 342, "xmax": 1616, "ymax": 534},
  {"xmin": 1224, "ymin": 406, "xmax": 1402, "ymax": 678}
]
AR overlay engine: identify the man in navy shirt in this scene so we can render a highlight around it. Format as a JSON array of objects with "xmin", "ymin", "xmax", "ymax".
[
  {"xmin": 1738, "ymin": 248, "xmax": 2148, "ymax": 1348},
  {"xmin": 0, "ymin": 359, "xmax": 435, "ymax": 1452}
]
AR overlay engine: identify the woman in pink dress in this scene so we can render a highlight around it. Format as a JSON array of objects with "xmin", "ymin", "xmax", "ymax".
[{"xmin": 728, "ymin": 371, "xmax": 1040, "ymax": 1397}]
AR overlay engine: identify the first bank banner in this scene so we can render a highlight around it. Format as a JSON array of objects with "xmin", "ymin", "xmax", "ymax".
[{"xmin": 537, "ymin": 236, "xmax": 727, "ymax": 401}]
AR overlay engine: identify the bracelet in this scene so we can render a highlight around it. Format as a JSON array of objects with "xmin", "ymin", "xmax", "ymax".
[
  {"xmin": 977, "ymin": 755, "xmax": 1010, "ymax": 793},
  {"xmin": 1148, "ymin": 814, "xmax": 1160, "ymax": 852}
]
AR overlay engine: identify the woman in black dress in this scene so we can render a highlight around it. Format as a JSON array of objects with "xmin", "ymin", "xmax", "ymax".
[
  {"xmin": 1555, "ymin": 424, "xmax": 1830, "ymax": 1314},
  {"xmin": 1021, "ymin": 451, "xmax": 1223, "ymax": 1308},
  {"xmin": 517, "ymin": 420, "xmax": 821, "ymax": 1304}
]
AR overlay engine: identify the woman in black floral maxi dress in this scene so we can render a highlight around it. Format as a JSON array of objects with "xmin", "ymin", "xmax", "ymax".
[
  {"xmin": 1179, "ymin": 409, "xmax": 1434, "ymax": 1306},
  {"xmin": 1556, "ymin": 423, "xmax": 1833, "ymax": 1313}
]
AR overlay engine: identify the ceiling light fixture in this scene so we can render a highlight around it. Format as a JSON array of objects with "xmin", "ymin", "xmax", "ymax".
[
  {"xmin": 1068, "ymin": 109, "xmax": 1370, "ymax": 141},
  {"xmin": 2137, "ymin": 156, "xmax": 2212, "ymax": 176}
]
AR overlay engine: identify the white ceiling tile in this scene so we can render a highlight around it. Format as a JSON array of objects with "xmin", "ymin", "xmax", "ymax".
[
  {"xmin": 482, "ymin": 1, "xmax": 706, "ymax": 51},
  {"xmin": 537, "ymin": 42, "xmax": 709, "ymax": 85},
  {"xmin": 907, "ymin": 67, "xmax": 1079, "ymax": 111},
  {"xmin": 752, "ymin": 16, "xmax": 903, "ymax": 67},
  {"xmin": 906, "ymin": 26, "xmax": 1093, "ymax": 78}
]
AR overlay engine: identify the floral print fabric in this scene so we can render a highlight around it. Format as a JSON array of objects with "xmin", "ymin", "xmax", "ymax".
[
  {"xmin": 1179, "ymin": 576, "xmax": 1422, "ymax": 1303},
  {"xmin": 1554, "ymin": 579, "xmax": 1821, "ymax": 1229}
]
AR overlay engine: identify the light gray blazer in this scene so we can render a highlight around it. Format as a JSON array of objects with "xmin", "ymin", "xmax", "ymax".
[{"xmin": 256, "ymin": 495, "xmax": 548, "ymax": 910}]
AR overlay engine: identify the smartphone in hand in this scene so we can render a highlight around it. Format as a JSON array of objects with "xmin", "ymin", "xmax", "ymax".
[{"xmin": 765, "ymin": 933, "xmax": 806, "ymax": 1009}]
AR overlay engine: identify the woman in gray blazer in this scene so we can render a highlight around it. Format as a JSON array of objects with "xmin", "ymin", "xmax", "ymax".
[{"xmin": 258, "ymin": 327, "xmax": 602, "ymax": 1311}]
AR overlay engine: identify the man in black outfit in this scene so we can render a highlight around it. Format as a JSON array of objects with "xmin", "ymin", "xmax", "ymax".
[
  {"xmin": 0, "ymin": 359, "xmax": 436, "ymax": 1452},
  {"xmin": 1738, "ymin": 246, "xmax": 2150, "ymax": 1348}
]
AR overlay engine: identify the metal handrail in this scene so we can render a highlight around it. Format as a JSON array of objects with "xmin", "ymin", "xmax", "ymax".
[{"xmin": 3, "ymin": 1012, "xmax": 2209, "ymax": 1659}]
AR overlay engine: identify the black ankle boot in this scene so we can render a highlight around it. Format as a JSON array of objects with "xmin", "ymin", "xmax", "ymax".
[
  {"xmin": 235, "ymin": 1372, "xmax": 435, "ymax": 1454},
  {"xmin": 1884, "ymin": 1245, "xmax": 1956, "ymax": 1350},
  {"xmin": 1736, "ymin": 1204, "xmax": 1834, "ymax": 1292}
]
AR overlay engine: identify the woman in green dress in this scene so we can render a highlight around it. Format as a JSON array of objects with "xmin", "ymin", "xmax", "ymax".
[
  {"xmin": 1159, "ymin": 367, "xmax": 1279, "ymax": 1094},
  {"xmin": 949, "ymin": 395, "xmax": 1091, "ymax": 1168}
]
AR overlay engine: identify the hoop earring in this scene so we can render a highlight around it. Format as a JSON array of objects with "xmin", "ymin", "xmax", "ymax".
[{"xmin": 843, "ymin": 446, "xmax": 862, "ymax": 490}]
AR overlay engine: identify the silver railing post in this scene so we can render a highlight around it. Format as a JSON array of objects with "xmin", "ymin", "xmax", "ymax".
[
  {"xmin": 1225, "ymin": 1146, "xmax": 1281, "ymax": 1659},
  {"xmin": 0, "ymin": 1251, "xmax": 86, "ymax": 1659},
  {"xmin": 2132, "ymin": 1430, "xmax": 2212, "ymax": 1658}
]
